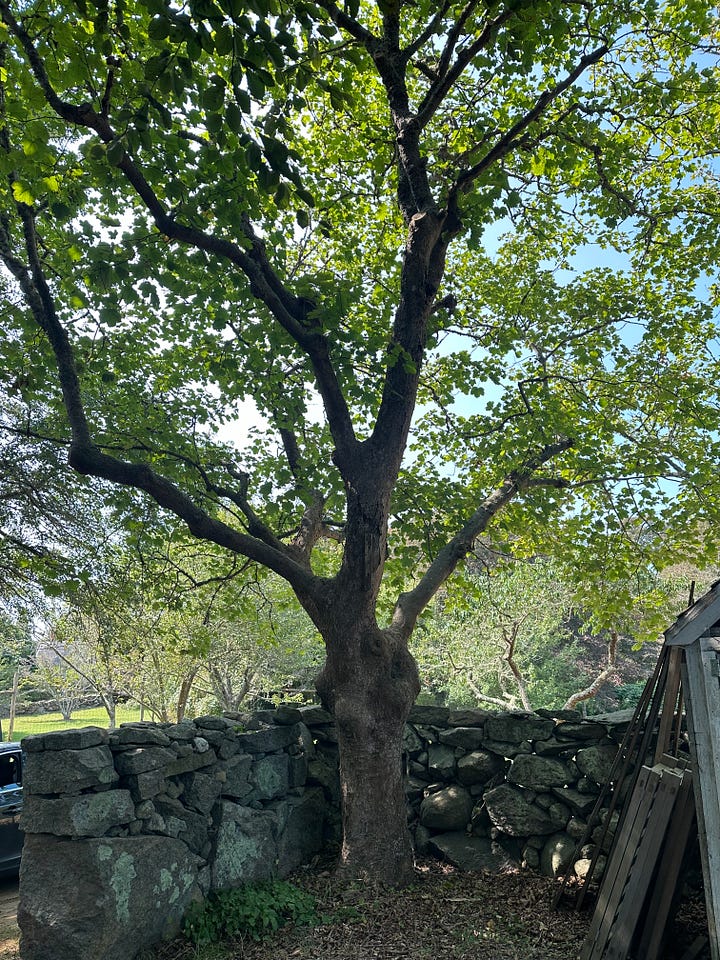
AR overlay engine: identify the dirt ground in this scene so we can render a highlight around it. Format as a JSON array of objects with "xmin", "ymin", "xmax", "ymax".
[{"xmin": 0, "ymin": 862, "xmax": 710, "ymax": 960}]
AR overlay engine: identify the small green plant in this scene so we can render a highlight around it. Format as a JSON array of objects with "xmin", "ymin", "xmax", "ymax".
[{"xmin": 184, "ymin": 879, "xmax": 319, "ymax": 946}]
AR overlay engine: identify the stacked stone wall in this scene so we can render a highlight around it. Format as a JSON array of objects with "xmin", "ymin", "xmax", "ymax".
[
  {"xmin": 17, "ymin": 703, "xmax": 634, "ymax": 960},
  {"xmin": 402, "ymin": 704, "xmax": 632, "ymax": 880}
]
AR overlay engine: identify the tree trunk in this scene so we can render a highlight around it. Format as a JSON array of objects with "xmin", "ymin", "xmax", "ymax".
[{"xmin": 316, "ymin": 618, "xmax": 420, "ymax": 885}]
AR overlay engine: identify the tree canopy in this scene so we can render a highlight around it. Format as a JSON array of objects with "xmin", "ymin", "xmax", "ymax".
[{"xmin": 2, "ymin": 0, "xmax": 720, "ymax": 881}]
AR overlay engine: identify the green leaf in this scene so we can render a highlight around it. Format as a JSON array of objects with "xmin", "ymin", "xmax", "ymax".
[
  {"xmin": 106, "ymin": 140, "xmax": 125, "ymax": 166},
  {"xmin": 11, "ymin": 181, "xmax": 34, "ymax": 205}
]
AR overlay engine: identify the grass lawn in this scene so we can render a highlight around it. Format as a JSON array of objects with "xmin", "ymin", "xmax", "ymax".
[{"xmin": 6, "ymin": 704, "xmax": 144, "ymax": 742}]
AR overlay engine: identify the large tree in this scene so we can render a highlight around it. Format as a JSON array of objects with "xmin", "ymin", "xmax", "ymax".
[{"xmin": 2, "ymin": 0, "xmax": 720, "ymax": 882}]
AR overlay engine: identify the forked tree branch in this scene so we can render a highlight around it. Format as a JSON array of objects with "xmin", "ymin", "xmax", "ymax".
[
  {"xmin": 450, "ymin": 43, "xmax": 609, "ymax": 199},
  {"xmin": 0, "ymin": 197, "xmax": 321, "ymax": 597},
  {"xmin": 0, "ymin": 0, "xmax": 358, "ymax": 462},
  {"xmin": 391, "ymin": 437, "xmax": 574, "ymax": 635}
]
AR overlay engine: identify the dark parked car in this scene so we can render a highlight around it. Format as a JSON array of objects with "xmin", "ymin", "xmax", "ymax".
[{"xmin": 0, "ymin": 742, "xmax": 23, "ymax": 876}]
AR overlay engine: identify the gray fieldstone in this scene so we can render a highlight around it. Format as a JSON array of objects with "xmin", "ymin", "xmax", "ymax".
[
  {"xmin": 211, "ymin": 802, "xmax": 278, "ymax": 890},
  {"xmin": 507, "ymin": 754, "xmax": 573, "ymax": 790},
  {"xmin": 114, "ymin": 747, "xmax": 176, "ymax": 776},
  {"xmin": 554, "ymin": 722, "xmax": 607, "ymax": 741},
  {"xmin": 272, "ymin": 788, "xmax": 326, "ymax": 875},
  {"xmin": 21, "ymin": 790, "xmax": 135, "ymax": 838},
  {"xmin": 271, "ymin": 704, "xmax": 331, "ymax": 726},
  {"xmin": 403, "ymin": 724, "xmax": 424, "ymax": 756},
  {"xmin": 249, "ymin": 754, "xmax": 290, "ymax": 801},
  {"xmin": 419, "ymin": 785, "xmax": 473, "ymax": 831},
  {"xmin": 152, "ymin": 797, "xmax": 210, "ymax": 855},
  {"xmin": 164, "ymin": 721, "xmax": 197, "ymax": 741},
  {"xmin": 534, "ymin": 737, "xmax": 578, "ymax": 758},
  {"xmin": 22, "ymin": 726, "xmax": 108, "ymax": 753},
  {"xmin": 405, "ymin": 777, "xmax": 426, "ymax": 803},
  {"xmin": 18, "ymin": 834, "xmax": 200, "ymax": 960},
  {"xmin": 575, "ymin": 743, "xmax": 618, "ymax": 784},
  {"xmin": 122, "ymin": 769, "xmax": 167, "ymax": 802},
  {"xmin": 195, "ymin": 716, "xmax": 232, "ymax": 731},
  {"xmin": 484, "ymin": 784, "xmax": 556, "ymax": 836},
  {"xmin": 222, "ymin": 754, "xmax": 253, "ymax": 799},
  {"xmin": 428, "ymin": 833, "xmax": 517, "ymax": 873},
  {"xmin": 427, "ymin": 743, "xmax": 456, "ymax": 781},
  {"xmin": 165, "ymin": 749, "xmax": 217, "ymax": 777},
  {"xmin": 446, "ymin": 709, "xmax": 489, "ymax": 727},
  {"xmin": 438, "ymin": 727, "xmax": 486, "ymax": 750},
  {"xmin": 456, "ymin": 750, "xmax": 506, "ymax": 786},
  {"xmin": 183, "ymin": 772, "xmax": 223, "ymax": 814},
  {"xmin": 539, "ymin": 831, "xmax": 577, "ymax": 877},
  {"xmin": 24, "ymin": 745, "xmax": 118, "ymax": 795},
  {"xmin": 235, "ymin": 722, "xmax": 305, "ymax": 754},
  {"xmin": 408, "ymin": 705, "xmax": 450, "ymax": 725},
  {"xmin": 112, "ymin": 725, "xmax": 171, "ymax": 748},
  {"xmin": 551, "ymin": 787, "xmax": 598, "ymax": 818},
  {"xmin": 484, "ymin": 714, "xmax": 554, "ymax": 743}
]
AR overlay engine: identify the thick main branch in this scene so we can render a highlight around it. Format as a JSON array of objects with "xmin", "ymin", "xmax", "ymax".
[{"xmin": 392, "ymin": 438, "xmax": 574, "ymax": 635}]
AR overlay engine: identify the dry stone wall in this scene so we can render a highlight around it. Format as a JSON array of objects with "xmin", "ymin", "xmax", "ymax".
[
  {"xmin": 402, "ymin": 704, "xmax": 630, "ymax": 880},
  {"xmin": 17, "ymin": 703, "xmax": 632, "ymax": 960}
]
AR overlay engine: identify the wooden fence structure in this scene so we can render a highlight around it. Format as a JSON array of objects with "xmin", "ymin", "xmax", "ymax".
[{"xmin": 559, "ymin": 581, "xmax": 720, "ymax": 960}]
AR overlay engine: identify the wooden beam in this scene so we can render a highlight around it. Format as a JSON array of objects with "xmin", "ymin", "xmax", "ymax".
[
  {"xmin": 665, "ymin": 583, "xmax": 720, "ymax": 646},
  {"xmin": 636, "ymin": 769, "xmax": 695, "ymax": 960},
  {"xmin": 604, "ymin": 766, "xmax": 684, "ymax": 960},
  {"xmin": 682, "ymin": 637, "xmax": 720, "ymax": 960}
]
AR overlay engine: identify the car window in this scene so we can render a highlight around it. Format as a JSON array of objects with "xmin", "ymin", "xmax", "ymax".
[{"xmin": 0, "ymin": 754, "xmax": 21, "ymax": 790}]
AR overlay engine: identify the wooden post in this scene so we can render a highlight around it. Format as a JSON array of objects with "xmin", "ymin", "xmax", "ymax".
[{"xmin": 7, "ymin": 669, "xmax": 19, "ymax": 743}]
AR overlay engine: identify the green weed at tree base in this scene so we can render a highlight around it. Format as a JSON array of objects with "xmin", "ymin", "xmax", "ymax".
[{"xmin": 183, "ymin": 880, "xmax": 320, "ymax": 947}]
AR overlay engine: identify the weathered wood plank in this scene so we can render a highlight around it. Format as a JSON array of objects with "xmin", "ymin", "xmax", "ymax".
[
  {"xmin": 636, "ymin": 769, "xmax": 695, "ymax": 960},
  {"xmin": 604, "ymin": 766, "xmax": 683, "ymax": 960},
  {"xmin": 655, "ymin": 647, "xmax": 683, "ymax": 764},
  {"xmin": 581, "ymin": 766, "xmax": 661, "ymax": 960},
  {"xmin": 665, "ymin": 582, "xmax": 720, "ymax": 646},
  {"xmin": 682, "ymin": 638, "xmax": 720, "ymax": 960}
]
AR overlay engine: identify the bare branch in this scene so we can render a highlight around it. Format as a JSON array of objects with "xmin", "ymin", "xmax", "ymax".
[
  {"xmin": 416, "ymin": 6, "xmax": 517, "ymax": 128},
  {"xmin": 563, "ymin": 630, "xmax": 619, "ymax": 710},
  {"xmin": 312, "ymin": 0, "xmax": 376, "ymax": 44}
]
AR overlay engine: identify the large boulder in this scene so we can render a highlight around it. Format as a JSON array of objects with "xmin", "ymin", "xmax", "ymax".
[
  {"xmin": 428, "ymin": 833, "xmax": 517, "ymax": 873},
  {"xmin": 419, "ymin": 785, "xmax": 473, "ymax": 831},
  {"xmin": 18, "ymin": 834, "xmax": 200, "ymax": 960},
  {"xmin": 484, "ymin": 784, "xmax": 556, "ymax": 836},
  {"xmin": 211, "ymin": 802, "xmax": 278, "ymax": 890},
  {"xmin": 507, "ymin": 754, "xmax": 573, "ymax": 790}
]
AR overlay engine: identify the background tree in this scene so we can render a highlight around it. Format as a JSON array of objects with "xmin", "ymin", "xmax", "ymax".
[
  {"xmin": 2, "ymin": 0, "xmax": 720, "ymax": 882},
  {"xmin": 413, "ymin": 555, "xmax": 707, "ymax": 713}
]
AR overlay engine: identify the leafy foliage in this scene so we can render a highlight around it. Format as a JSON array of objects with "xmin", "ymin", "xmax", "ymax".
[
  {"xmin": 3, "ymin": 0, "xmax": 720, "ymax": 880},
  {"xmin": 183, "ymin": 880, "xmax": 320, "ymax": 946}
]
